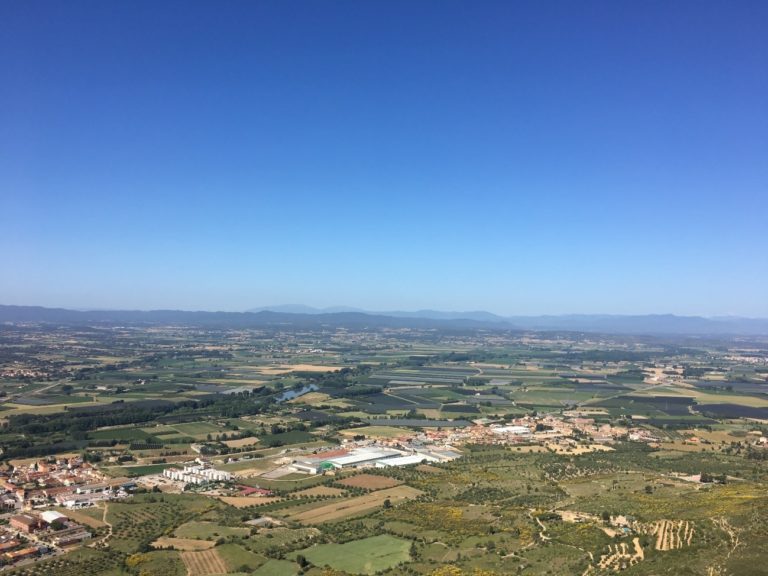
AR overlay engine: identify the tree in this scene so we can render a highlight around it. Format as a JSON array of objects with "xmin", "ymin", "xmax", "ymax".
[{"xmin": 50, "ymin": 519, "xmax": 66, "ymax": 531}]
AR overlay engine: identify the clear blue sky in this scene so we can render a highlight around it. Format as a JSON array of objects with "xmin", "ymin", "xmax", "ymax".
[{"xmin": 2, "ymin": 1, "xmax": 766, "ymax": 316}]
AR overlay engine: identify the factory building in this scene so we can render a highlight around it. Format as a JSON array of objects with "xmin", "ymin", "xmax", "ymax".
[
  {"xmin": 375, "ymin": 454, "xmax": 435, "ymax": 467},
  {"xmin": 491, "ymin": 425, "xmax": 531, "ymax": 436},
  {"xmin": 40, "ymin": 510, "xmax": 67, "ymax": 525},
  {"xmin": 323, "ymin": 448, "xmax": 404, "ymax": 469},
  {"xmin": 9, "ymin": 514, "xmax": 41, "ymax": 534}
]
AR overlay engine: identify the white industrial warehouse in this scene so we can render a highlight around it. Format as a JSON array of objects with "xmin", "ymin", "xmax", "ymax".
[{"xmin": 291, "ymin": 446, "xmax": 454, "ymax": 474}]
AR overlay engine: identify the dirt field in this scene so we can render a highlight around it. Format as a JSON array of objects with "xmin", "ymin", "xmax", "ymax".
[
  {"xmin": 223, "ymin": 436, "xmax": 259, "ymax": 448},
  {"xmin": 285, "ymin": 364, "xmax": 347, "ymax": 372},
  {"xmin": 339, "ymin": 425, "xmax": 417, "ymax": 439},
  {"xmin": 338, "ymin": 474, "xmax": 403, "ymax": 490},
  {"xmin": 153, "ymin": 537, "xmax": 216, "ymax": 551},
  {"xmin": 258, "ymin": 364, "xmax": 347, "ymax": 375},
  {"xmin": 288, "ymin": 392, "xmax": 333, "ymax": 405},
  {"xmin": 416, "ymin": 464, "xmax": 443, "ymax": 473},
  {"xmin": 180, "ymin": 549, "xmax": 228, "ymax": 576},
  {"xmin": 286, "ymin": 485, "xmax": 422, "ymax": 524},
  {"xmin": 56, "ymin": 507, "xmax": 107, "ymax": 528},
  {"xmin": 294, "ymin": 486, "xmax": 346, "ymax": 497},
  {"xmin": 218, "ymin": 495, "xmax": 282, "ymax": 508}
]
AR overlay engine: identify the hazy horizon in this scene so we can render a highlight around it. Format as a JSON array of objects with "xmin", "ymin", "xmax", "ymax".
[
  {"xmin": 2, "ymin": 301, "xmax": 767, "ymax": 321},
  {"xmin": 2, "ymin": 1, "xmax": 766, "ymax": 317}
]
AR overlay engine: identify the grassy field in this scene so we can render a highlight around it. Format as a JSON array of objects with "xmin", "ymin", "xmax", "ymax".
[
  {"xmin": 293, "ymin": 534, "xmax": 411, "ymax": 574},
  {"xmin": 252, "ymin": 559, "xmax": 297, "ymax": 576},
  {"xmin": 172, "ymin": 421, "xmax": 223, "ymax": 437},
  {"xmin": 215, "ymin": 543, "xmax": 266, "ymax": 572},
  {"xmin": 89, "ymin": 427, "xmax": 152, "ymax": 441},
  {"xmin": 55, "ymin": 505, "xmax": 107, "ymax": 528},
  {"xmin": 174, "ymin": 521, "xmax": 250, "ymax": 540}
]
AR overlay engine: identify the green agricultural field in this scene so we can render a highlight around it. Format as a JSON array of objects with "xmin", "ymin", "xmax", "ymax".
[
  {"xmin": 252, "ymin": 559, "xmax": 298, "ymax": 576},
  {"xmin": 215, "ymin": 543, "xmax": 267, "ymax": 572},
  {"xmin": 174, "ymin": 521, "xmax": 250, "ymax": 540},
  {"xmin": 172, "ymin": 421, "xmax": 223, "ymax": 436},
  {"xmin": 292, "ymin": 535, "xmax": 411, "ymax": 574},
  {"xmin": 89, "ymin": 427, "xmax": 152, "ymax": 441},
  {"xmin": 258, "ymin": 429, "xmax": 315, "ymax": 446},
  {"xmin": 238, "ymin": 527, "xmax": 320, "ymax": 555}
]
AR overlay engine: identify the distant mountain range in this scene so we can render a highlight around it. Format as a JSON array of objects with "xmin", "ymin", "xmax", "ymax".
[
  {"xmin": 2, "ymin": 304, "xmax": 768, "ymax": 336},
  {"xmin": 249, "ymin": 305, "xmax": 768, "ymax": 335},
  {"xmin": 247, "ymin": 305, "xmax": 505, "ymax": 323}
]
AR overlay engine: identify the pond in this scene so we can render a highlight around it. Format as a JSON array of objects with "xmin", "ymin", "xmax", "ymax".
[{"xmin": 276, "ymin": 383, "xmax": 318, "ymax": 402}]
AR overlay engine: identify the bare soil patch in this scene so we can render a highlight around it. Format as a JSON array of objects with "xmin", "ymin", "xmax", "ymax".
[
  {"xmin": 258, "ymin": 364, "xmax": 347, "ymax": 375},
  {"xmin": 288, "ymin": 392, "xmax": 333, "ymax": 405},
  {"xmin": 223, "ymin": 436, "xmax": 259, "ymax": 448},
  {"xmin": 294, "ymin": 486, "xmax": 346, "ymax": 497},
  {"xmin": 153, "ymin": 537, "xmax": 216, "ymax": 551},
  {"xmin": 287, "ymin": 485, "xmax": 422, "ymax": 524}
]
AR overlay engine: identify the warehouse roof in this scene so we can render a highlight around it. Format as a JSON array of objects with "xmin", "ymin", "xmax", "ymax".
[{"xmin": 376, "ymin": 455, "xmax": 427, "ymax": 467}]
